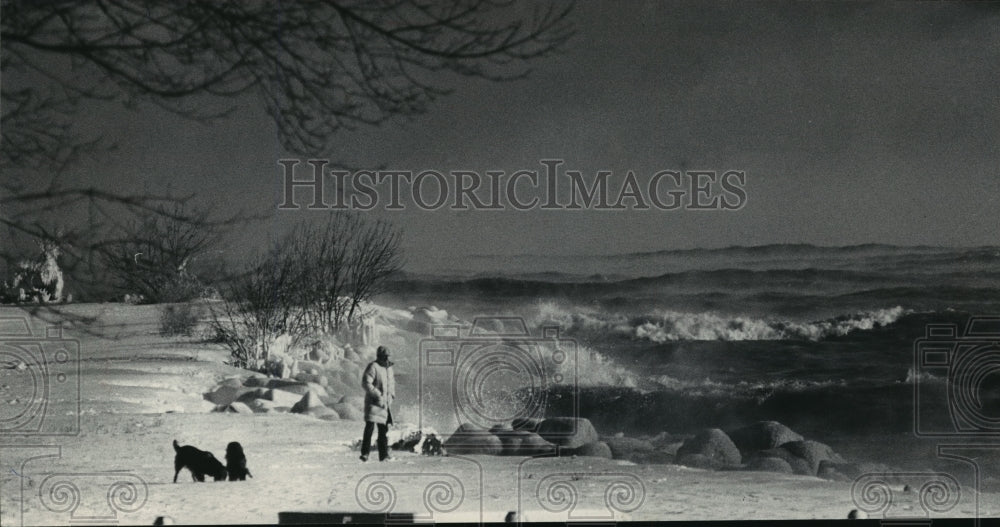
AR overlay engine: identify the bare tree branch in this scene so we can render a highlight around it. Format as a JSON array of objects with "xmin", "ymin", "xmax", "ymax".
[
  {"xmin": 2, "ymin": 0, "xmax": 574, "ymax": 163},
  {"xmin": 0, "ymin": 0, "xmax": 573, "ymax": 298}
]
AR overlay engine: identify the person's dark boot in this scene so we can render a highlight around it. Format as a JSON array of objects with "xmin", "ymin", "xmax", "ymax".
[{"xmin": 377, "ymin": 438, "xmax": 389, "ymax": 461}]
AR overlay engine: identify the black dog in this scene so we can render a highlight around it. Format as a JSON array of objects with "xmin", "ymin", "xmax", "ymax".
[
  {"xmin": 172, "ymin": 440, "xmax": 227, "ymax": 482},
  {"xmin": 225, "ymin": 441, "xmax": 253, "ymax": 481}
]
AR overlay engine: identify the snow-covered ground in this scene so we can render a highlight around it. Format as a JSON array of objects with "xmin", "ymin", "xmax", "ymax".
[{"xmin": 0, "ymin": 303, "xmax": 995, "ymax": 525}]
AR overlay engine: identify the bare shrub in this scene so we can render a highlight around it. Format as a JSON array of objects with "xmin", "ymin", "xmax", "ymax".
[
  {"xmin": 210, "ymin": 251, "xmax": 310, "ymax": 370},
  {"xmin": 159, "ymin": 303, "xmax": 202, "ymax": 337},
  {"xmin": 211, "ymin": 212, "xmax": 401, "ymax": 370},
  {"xmin": 101, "ymin": 204, "xmax": 218, "ymax": 303}
]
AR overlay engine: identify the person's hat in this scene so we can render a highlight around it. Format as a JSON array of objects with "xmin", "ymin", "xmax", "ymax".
[{"xmin": 377, "ymin": 346, "xmax": 390, "ymax": 358}]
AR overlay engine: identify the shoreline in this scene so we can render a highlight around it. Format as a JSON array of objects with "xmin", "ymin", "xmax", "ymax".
[
  {"xmin": 0, "ymin": 303, "xmax": 997, "ymax": 524},
  {"xmin": 9, "ymin": 413, "xmax": 993, "ymax": 524}
]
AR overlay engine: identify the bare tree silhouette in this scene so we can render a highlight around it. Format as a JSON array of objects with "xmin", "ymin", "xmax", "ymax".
[
  {"xmin": 1, "ymin": 0, "xmax": 574, "ymax": 290},
  {"xmin": 100, "ymin": 202, "xmax": 220, "ymax": 303},
  {"xmin": 212, "ymin": 212, "xmax": 402, "ymax": 369}
]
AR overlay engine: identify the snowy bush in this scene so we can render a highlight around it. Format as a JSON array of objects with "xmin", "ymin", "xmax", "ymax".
[
  {"xmin": 210, "ymin": 212, "xmax": 400, "ymax": 372},
  {"xmin": 159, "ymin": 303, "xmax": 202, "ymax": 336}
]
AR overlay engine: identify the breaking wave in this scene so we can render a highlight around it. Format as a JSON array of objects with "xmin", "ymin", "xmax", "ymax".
[{"xmin": 531, "ymin": 302, "xmax": 909, "ymax": 342}]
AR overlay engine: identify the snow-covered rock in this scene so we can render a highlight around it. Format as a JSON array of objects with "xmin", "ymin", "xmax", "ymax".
[
  {"xmin": 332, "ymin": 402, "xmax": 364, "ymax": 421},
  {"xmin": 291, "ymin": 391, "xmax": 324, "ymax": 413}
]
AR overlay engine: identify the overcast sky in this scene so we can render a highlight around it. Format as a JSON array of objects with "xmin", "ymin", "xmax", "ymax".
[{"xmin": 68, "ymin": 0, "xmax": 1000, "ymax": 271}]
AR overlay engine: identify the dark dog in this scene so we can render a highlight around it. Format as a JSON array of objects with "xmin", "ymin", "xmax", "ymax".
[
  {"xmin": 225, "ymin": 441, "xmax": 252, "ymax": 481},
  {"xmin": 422, "ymin": 434, "xmax": 445, "ymax": 456},
  {"xmin": 172, "ymin": 440, "xmax": 227, "ymax": 482}
]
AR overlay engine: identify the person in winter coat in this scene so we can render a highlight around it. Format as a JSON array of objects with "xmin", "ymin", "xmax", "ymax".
[{"xmin": 360, "ymin": 345, "xmax": 395, "ymax": 462}]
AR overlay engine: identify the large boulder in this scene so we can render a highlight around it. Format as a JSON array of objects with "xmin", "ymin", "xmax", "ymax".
[
  {"xmin": 266, "ymin": 379, "xmax": 324, "ymax": 396},
  {"xmin": 497, "ymin": 430, "xmax": 556, "ymax": 456},
  {"xmin": 235, "ymin": 387, "xmax": 268, "ymax": 403},
  {"xmin": 219, "ymin": 377, "xmax": 244, "ymax": 388},
  {"xmin": 649, "ymin": 431, "xmax": 687, "ymax": 449},
  {"xmin": 537, "ymin": 417, "xmax": 600, "ymax": 449},
  {"xmin": 319, "ymin": 393, "xmax": 342, "ymax": 408},
  {"xmin": 817, "ymin": 460, "xmax": 894, "ymax": 482},
  {"xmin": 243, "ymin": 375, "xmax": 270, "ymax": 388},
  {"xmin": 304, "ymin": 405, "xmax": 340, "ymax": 421},
  {"xmin": 565, "ymin": 441, "xmax": 613, "ymax": 459},
  {"xmin": 333, "ymin": 402, "xmax": 365, "ymax": 421},
  {"xmin": 325, "ymin": 377, "xmax": 354, "ymax": 400},
  {"xmin": 291, "ymin": 391, "xmax": 324, "ymax": 414},
  {"xmin": 339, "ymin": 394, "xmax": 366, "ymax": 409},
  {"xmin": 305, "ymin": 335, "xmax": 344, "ymax": 364},
  {"xmin": 333, "ymin": 360, "xmax": 363, "ymax": 382},
  {"xmin": 728, "ymin": 421, "xmax": 803, "ymax": 458},
  {"xmin": 205, "ymin": 385, "xmax": 257, "ymax": 406},
  {"xmin": 675, "ymin": 429, "xmax": 741, "ymax": 468},
  {"xmin": 511, "ymin": 417, "xmax": 545, "ymax": 432},
  {"xmin": 743, "ymin": 456, "xmax": 795, "ymax": 474},
  {"xmin": 264, "ymin": 337, "xmax": 298, "ymax": 378},
  {"xmin": 779, "ymin": 440, "xmax": 843, "ymax": 475},
  {"xmin": 305, "ymin": 382, "xmax": 328, "ymax": 397},
  {"xmin": 489, "ymin": 424, "xmax": 512, "ymax": 435},
  {"xmin": 343, "ymin": 347, "xmax": 363, "ymax": 363},
  {"xmin": 745, "ymin": 448, "xmax": 812, "ymax": 475},
  {"xmin": 604, "ymin": 437, "xmax": 674, "ymax": 465},
  {"xmin": 295, "ymin": 372, "xmax": 328, "ymax": 387},
  {"xmin": 264, "ymin": 388, "xmax": 302, "ymax": 408},
  {"xmin": 408, "ymin": 306, "xmax": 451, "ymax": 334},
  {"xmin": 247, "ymin": 399, "xmax": 277, "ymax": 413},
  {"xmin": 443, "ymin": 423, "xmax": 503, "ymax": 455},
  {"xmin": 817, "ymin": 464, "xmax": 851, "ymax": 482},
  {"xmin": 224, "ymin": 402, "xmax": 254, "ymax": 414},
  {"xmin": 676, "ymin": 453, "xmax": 724, "ymax": 470},
  {"xmin": 296, "ymin": 360, "xmax": 325, "ymax": 374}
]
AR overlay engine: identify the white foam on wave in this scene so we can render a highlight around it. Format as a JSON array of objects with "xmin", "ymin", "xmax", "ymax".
[
  {"xmin": 650, "ymin": 374, "xmax": 848, "ymax": 399},
  {"xmin": 572, "ymin": 346, "xmax": 641, "ymax": 388},
  {"xmin": 904, "ymin": 366, "xmax": 945, "ymax": 385},
  {"xmin": 531, "ymin": 301, "xmax": 909, "ymax": 342}
]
